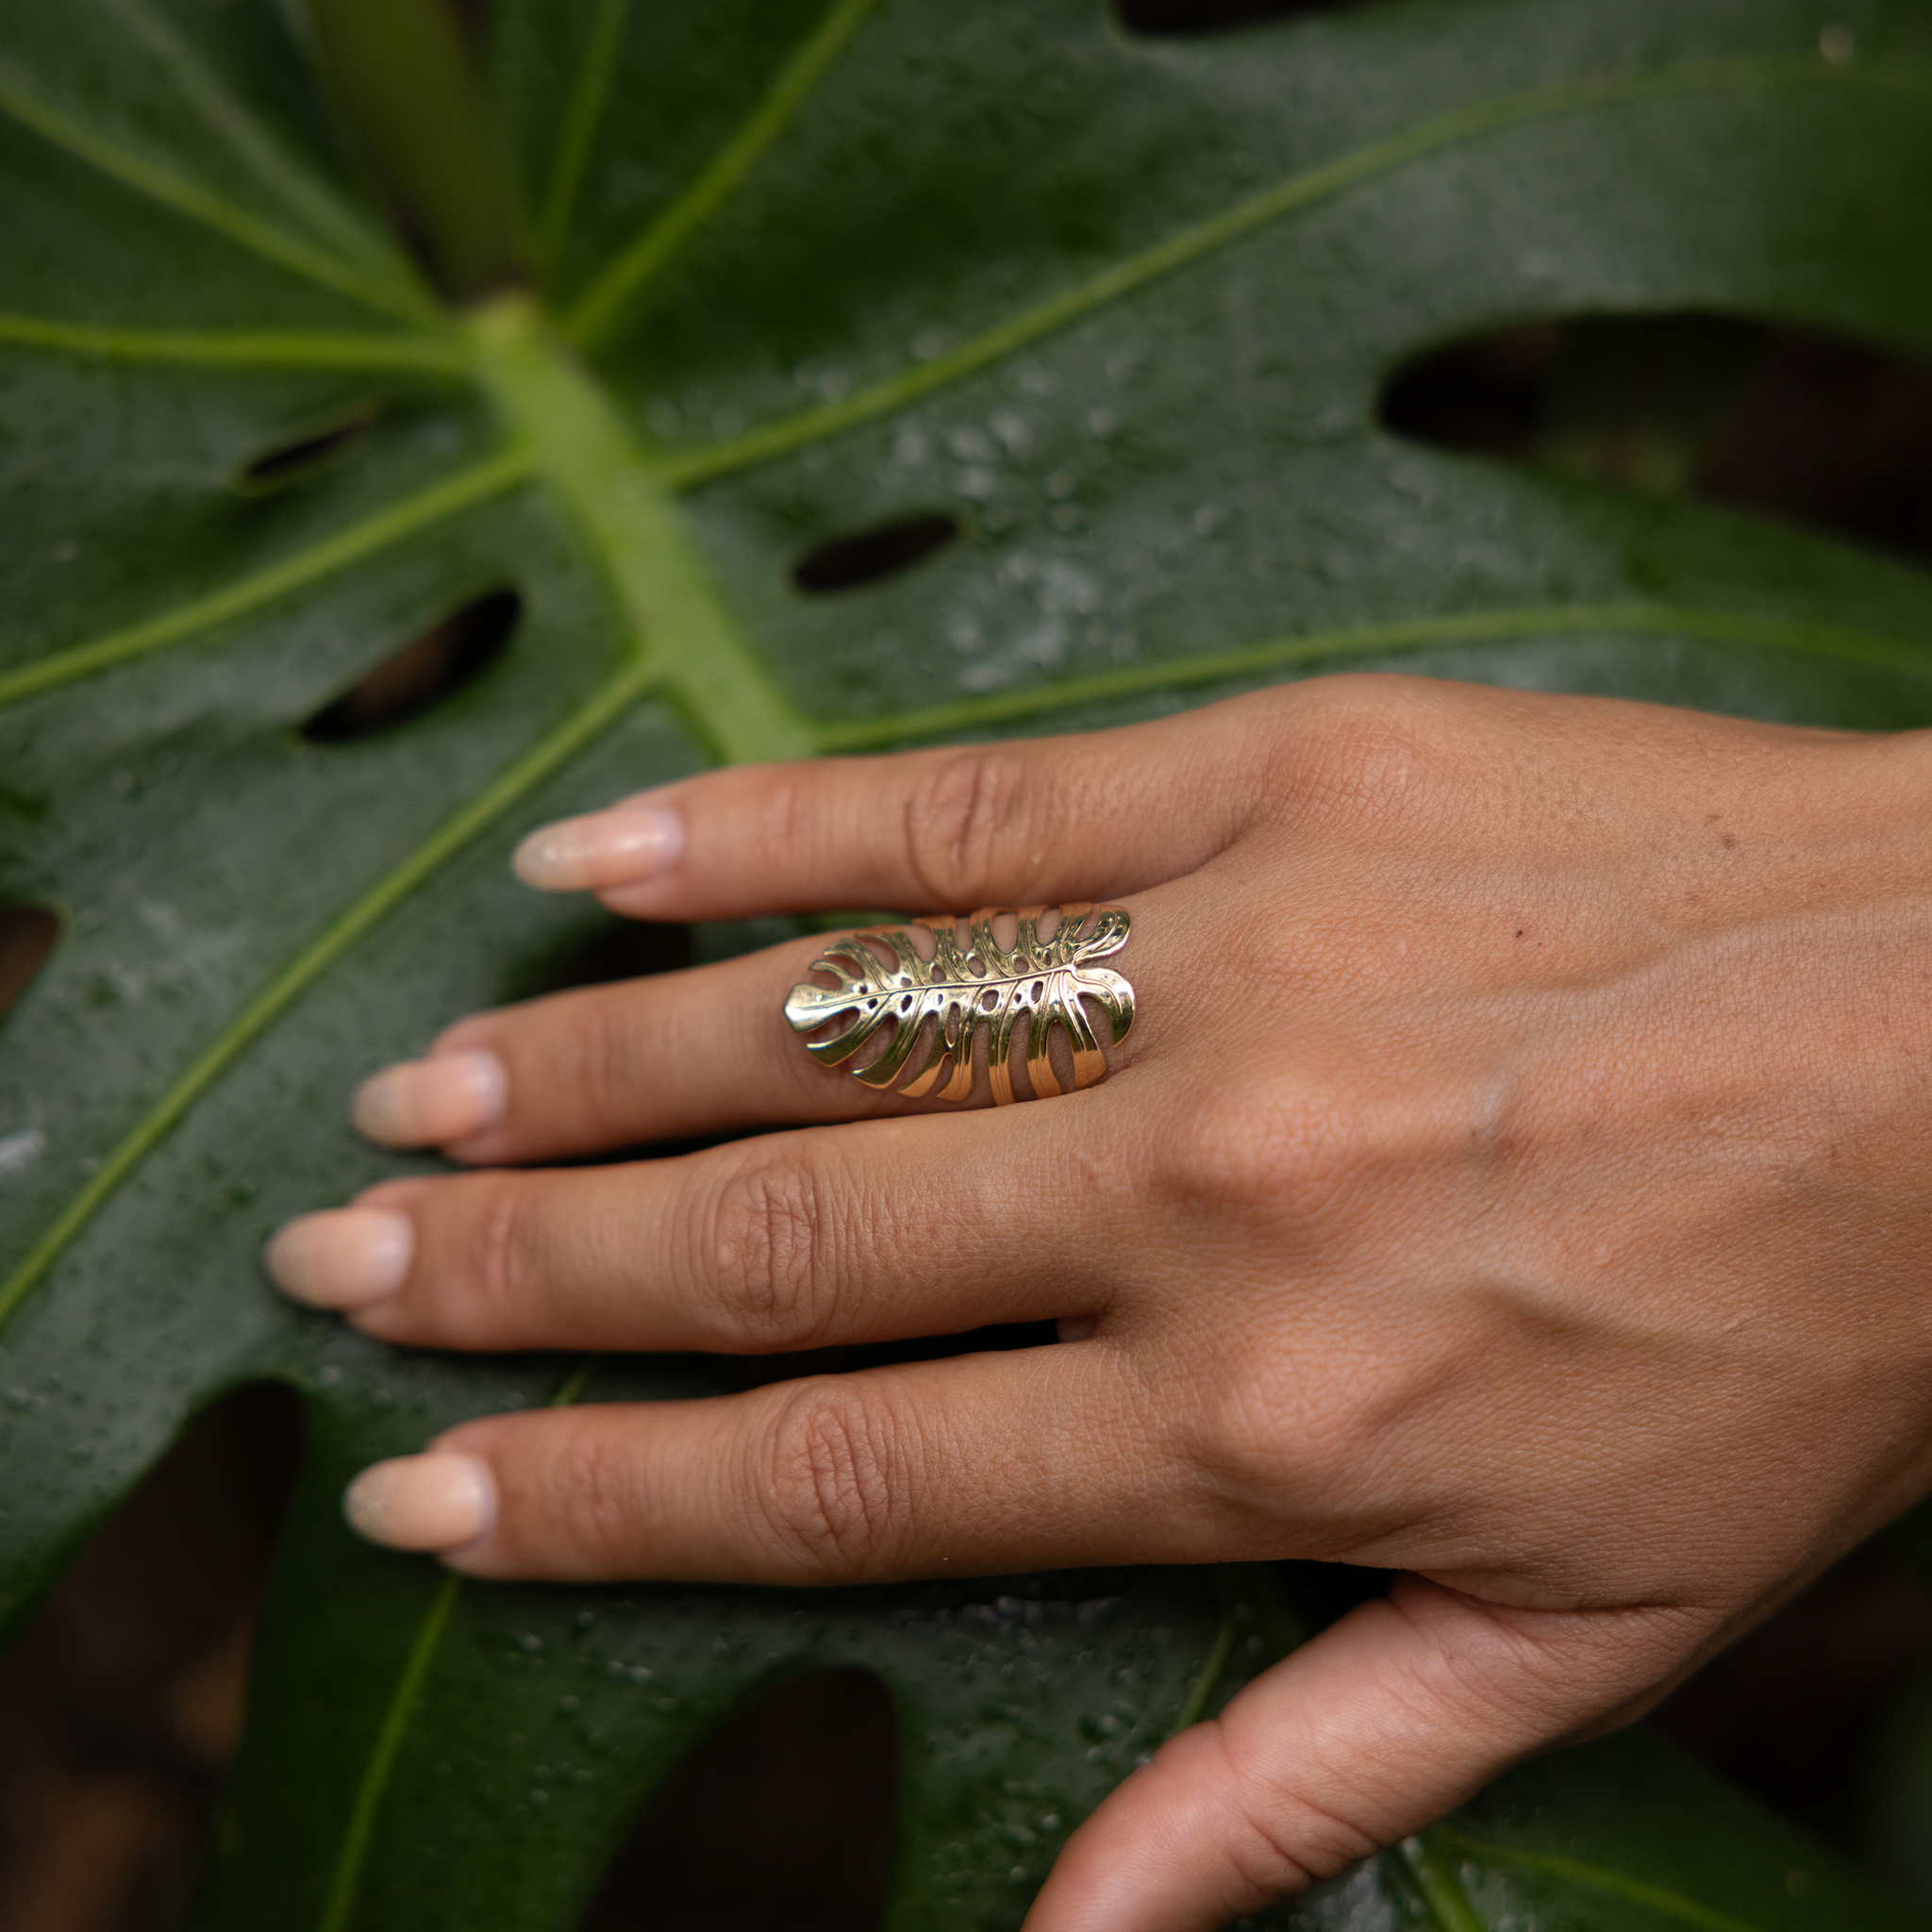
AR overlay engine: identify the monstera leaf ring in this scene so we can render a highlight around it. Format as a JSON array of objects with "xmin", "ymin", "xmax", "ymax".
[{"xmin": 782, "ymin": 904, "xmax": 1136, "ymax": 1105}]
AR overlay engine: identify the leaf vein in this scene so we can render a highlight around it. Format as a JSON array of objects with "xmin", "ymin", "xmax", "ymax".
[
  {"xmin": 0, "ymin": 312, "xmax": 470, "ymax": 373},
  {"xmin": 0, "ymin": 447, "xmax": 530, "ymax": 711},
  {"xmin": 0, "ymin": 665, "xmax": 655, "ymax": 1338},
  {"xmin": 659, "ymin": 54, "xmax": 1932, "ymax": 489},
  {"xmin": 99, "ymin": 0, "xmax": 417, "ymax": 282},
  {"xmin": 809, "ymin": 601, "xmax": 1932, "ymax": 749},
  {"xmin": 0, "ymin": 58, "xmax": 435, "ymax": 324},
  {"xmin": 564, "ymin": 0, "xmax": 883, "ymax": 350},
  {"xmin": 535, "ymin": 0, "xmax": 631, "ymax": 273},
  {"xmin": 317, "ymin": 1358, "xmax": 600, "ymax": 1932},
  {"xmin": 317, "ymin": 1573, "xmax": 462, "ymax": 1932},
  {"xmin": 1424, "ymin": 1826, "xmax": 1770, "ymax": 1932}
]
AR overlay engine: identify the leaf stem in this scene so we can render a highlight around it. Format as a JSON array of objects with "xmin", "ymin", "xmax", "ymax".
[
  {"xmin": 0, "ymin": 447, "xmax": 529, "ymax": 710},
  {"xmin": 468, "ymin": 295, "xmax": 813, "ymax": 760},
  {"xmin": 564, "ymin": 0, "xmax": 883, "ymax": 350},
  {"xmin": 809, "ymin": 601, "xmax": 1932, "ymax": 750},
  {"xmin": 658, "ymin": 53, "xmax": 1932, "ymax": 489}
]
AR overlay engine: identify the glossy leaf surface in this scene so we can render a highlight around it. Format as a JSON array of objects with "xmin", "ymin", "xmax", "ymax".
[{"xmin": 1, "ymin": 0, "xmax": 1929, "ymax": 1924}]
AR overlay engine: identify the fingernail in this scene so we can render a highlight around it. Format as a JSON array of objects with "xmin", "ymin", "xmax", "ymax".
[
  {"xmin": 353, "ymin": 1048, "xmax": 506, "ymax": 1146},
  {"xmin": 512, "ymin": 803, "xmax": 684, "ymax": 891},
  {"xmin": 343, "ymin": 1452, "xmax": 495, "ymax": 1551},
  {"xmin": 265, "ymin": 1208, "xmax": 413, "ymax": 1310}
]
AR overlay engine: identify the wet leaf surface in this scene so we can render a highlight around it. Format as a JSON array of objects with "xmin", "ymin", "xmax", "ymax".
[{"xmin": 3, "ymin": 0, "xmax": 1931, "ymax": 1924}]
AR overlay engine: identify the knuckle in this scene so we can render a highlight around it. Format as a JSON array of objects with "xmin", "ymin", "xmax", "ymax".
[
  {"xmin": 568, "ymin": 990, "xmax": 649, "ymax": 1141},
  {"xmin": 691, "ymin": 1150, "xmax": 834, "ymax": 1349},
  {"xmin": 1154, "ymin": 1074, "xmax": 1388, "ymax": 1234},
  {"xmin": 1226, "ymin": 1793, "xmax": 1373, "ymax": 1897},
  {"xmin": 465, "ymin": 1180, "xmax": 541, "ymax": 1337},
  {"xmin": 754, "ymin": 1377, "xmax": 901, "ymax": 1579},
  {"xmin": 1269, "ymin": 675, "xmax": 1455, "ymax": 831},
  {"xmin": 900, "ymin": 747, "xmax": 1039, "ymax": 908},
  {"xmin": 542, "ymin": 1425, "xmax": 645, "ymax": 1571},
  {"xmin": 1183, "ymin": 1347, "xmax": 1382, "ymax": 1519}
]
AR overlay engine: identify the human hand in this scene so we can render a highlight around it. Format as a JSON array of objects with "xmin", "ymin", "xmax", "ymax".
[{"xmin": 265, "ymin": 676, "xmax": 1932, "ymax": 1930}]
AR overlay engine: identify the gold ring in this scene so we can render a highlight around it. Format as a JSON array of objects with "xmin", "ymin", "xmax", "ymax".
[{"xmin": 783, "ymin": 904, "xmax": 1135, "ymax": 1105}]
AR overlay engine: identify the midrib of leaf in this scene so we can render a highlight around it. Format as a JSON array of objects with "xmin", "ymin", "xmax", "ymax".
[
  {"xmin": 466, "ymin": 295, "xmax": 815, "ymax": 762},
  {"xmin": 0, "ymin": 662, "xmax": 654, "ymax": 1331},
  {"xmin": 0, "ymin": 447, "xmax": 530, "ymax": 711},
  {"xmin": 316, "ymin": 1356, "xmax": 597, "ymax": 1932},
  {"xmin": 657, "ymin": 51, "xmax": 1932, "ymax": 491},
  {"xmin": 1423, "ymin": 1826, "xmax": 1771, "ymax": 1932},
  {"xmin": 534, "ymin": 0, "xmax": 630, "ymax": 273},
  {"xmin": 103, "ymin": 0, "xmax": 418, "ymax": 284},
  {"xmin": 810, "ymin": 601, "xmax": 1932, "ymax": 750},
  {"xmin": 563, "ymin": 0, "xmax": 883, "ymax": 351},
  {"xmin": 0, "ymin": 58, "xmax": 435, "ymax": 325},
  {"xmin": 0, "ymin": 313, "xmax": 471, "ymax": 372}
]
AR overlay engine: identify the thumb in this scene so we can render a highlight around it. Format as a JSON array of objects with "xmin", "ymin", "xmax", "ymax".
[{"xmin": 1024, "ymin": 1574, "xmax": 1706, "ymax": 1932}]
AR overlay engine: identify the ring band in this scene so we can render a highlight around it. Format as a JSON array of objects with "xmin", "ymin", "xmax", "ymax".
[{"xmin": 783, "ymin": 903, "xmax": 1135, "ymax": 1105}]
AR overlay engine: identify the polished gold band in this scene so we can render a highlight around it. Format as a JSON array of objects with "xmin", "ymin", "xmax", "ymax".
[{"xmin": 783, "ymin": 903, "xmax": 1135, "ymax": 1105}]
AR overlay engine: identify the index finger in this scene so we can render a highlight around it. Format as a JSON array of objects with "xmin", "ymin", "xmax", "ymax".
[{"xmin": 511, "ymin": 693, "xmax": 1286, "ymax": 923}]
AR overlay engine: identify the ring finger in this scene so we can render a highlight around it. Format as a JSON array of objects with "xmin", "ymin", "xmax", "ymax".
[{"xmin": 268, "ymin": 1096, "xmax": 1144, "ymax": 1354}]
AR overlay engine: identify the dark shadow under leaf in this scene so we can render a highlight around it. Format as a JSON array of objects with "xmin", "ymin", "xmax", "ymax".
[
  {"xmin": 0, "ymin": 1384, "xmax": 303, "ymax": 1932},
  {"xmin": 576, "ymin": 1667, "xmax": 898, "ymax": 1932}
]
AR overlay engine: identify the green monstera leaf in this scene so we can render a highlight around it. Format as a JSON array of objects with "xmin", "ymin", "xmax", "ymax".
[{"xmin": 3, "ymin": 0, "xmax": 1931, "ymax": 1924}]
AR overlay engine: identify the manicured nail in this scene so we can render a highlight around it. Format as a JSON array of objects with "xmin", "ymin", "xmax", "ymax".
[
  {"xmin": 512, "ymin": 803, "xmax": 684, "ymax": 891},
  {"xmin": 265, "ymin": 1208, "xmax": 413, "ymax": 1310},
  {"xmin": 352, "ymin": 1047, "xmax": 506, "ymax": 1146},
  {"xmin": 343, "ymin": 1453, "xmax": 495, "ymax": 1551}
]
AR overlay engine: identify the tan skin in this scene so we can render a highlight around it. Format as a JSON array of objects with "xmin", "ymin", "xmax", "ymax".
[{"xmin": 266, "ymin": 675, "xmax": 1932, "ymax": 1929}]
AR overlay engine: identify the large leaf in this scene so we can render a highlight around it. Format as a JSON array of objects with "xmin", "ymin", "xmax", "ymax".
[{"xmin": 3, "ymin": 0, "xmax": 1930, "ymax": 1924}]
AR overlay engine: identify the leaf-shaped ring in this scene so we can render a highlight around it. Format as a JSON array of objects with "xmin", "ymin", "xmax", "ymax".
[{"xmin": 782, "ymin": 904, "xmax": 1135, "ymax": 1106}]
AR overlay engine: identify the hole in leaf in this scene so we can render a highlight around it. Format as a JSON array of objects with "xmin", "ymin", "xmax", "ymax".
[
  {"xmin": 0, "ymin": 1382, "xmax": 304, "ymax": 1925},
  {"xmin": 577, "ymin": 1667, "xmax": 897, "ymax": 1932},
  {"xmin": 1117, "ymin": 0, "xmax": 1374, "ymax": 31},
  {"xmin": 302, "ymin": 589, "xmax": 522, "ymax": 742},
  {"xmin": 0, "ymin": 905, "xmax": 59, "ymax": 1024},
  {"xmin": 235, "ymin": 403, "xmax": 378, "ymax": 494},
  {"xmin": 1381, "ymin": 313, "xmax": 1932, "ymax": 566},
  {"xmin": 792, "ymin": 514, "xmax": 958, "ymax": 593}
]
